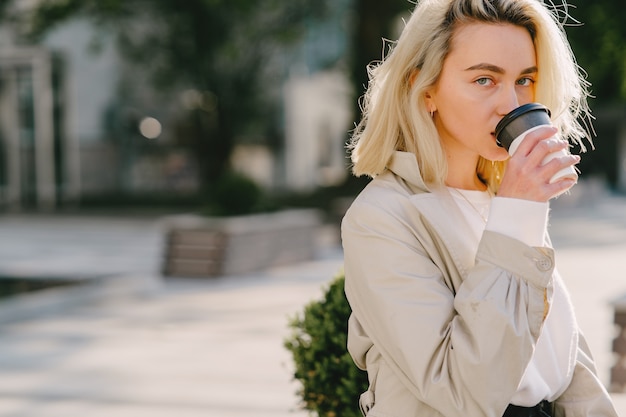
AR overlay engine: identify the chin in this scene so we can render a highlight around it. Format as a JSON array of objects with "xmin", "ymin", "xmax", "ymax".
[{"xmin": 484, "ymin": 148, "xmax": 510, "ymax": 162}]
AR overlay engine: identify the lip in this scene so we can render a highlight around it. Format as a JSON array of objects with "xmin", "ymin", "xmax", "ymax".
[{"xmin": 490, "ymin": 132, "xmax": 501, "ymax": 147}]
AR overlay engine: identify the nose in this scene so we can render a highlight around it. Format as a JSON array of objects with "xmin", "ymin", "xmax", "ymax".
[{"xmin": 496, "ymin": 85, "xmax": 521, "ymax": 116}]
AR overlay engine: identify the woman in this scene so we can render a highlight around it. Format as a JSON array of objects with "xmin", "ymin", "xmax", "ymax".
[{"xmin": 341, "ymin": 0, "xmax": 618, "ymax": 416}]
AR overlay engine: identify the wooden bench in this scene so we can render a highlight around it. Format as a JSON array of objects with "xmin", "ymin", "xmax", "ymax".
[
  {"xmin": 611, "ymin": 294, "xmax": 626, "ymax": 391},
  {"xmin": 162, "ymin": 209, "xmax": 322, "ymax": 277}
]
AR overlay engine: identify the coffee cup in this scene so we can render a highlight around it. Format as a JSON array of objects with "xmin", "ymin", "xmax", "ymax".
[{"xmin": 495, "ymin": 103, "xmax": 577, "ymax": 184}]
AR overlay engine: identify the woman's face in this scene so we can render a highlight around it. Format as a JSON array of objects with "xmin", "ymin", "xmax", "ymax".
[{"xmin": 426, "ymin": 23, "xmax": 537, "ymax": 164}]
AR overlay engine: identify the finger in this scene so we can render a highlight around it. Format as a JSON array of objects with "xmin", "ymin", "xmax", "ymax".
[
  {"xmin": 499, "ymin": 151, "xmax": 580, "ymax": 202},
  {"xmin": 545, "ymin": 176, "xmax": 578, "ymax": 198},
  {"xmin": 541, "ymin": 154, "xmax": 580, "ymax": 182},
  {"xmin": 512, "ymin": 126, "xmax": 559, "ymax": 157},
  {"xmin": 526, "ymin": 137, "xmax": 571, "ymax": 168}
]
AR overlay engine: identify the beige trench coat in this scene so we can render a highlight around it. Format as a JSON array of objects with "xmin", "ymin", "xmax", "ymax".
[{"xmin": 341, "ymin": 151, "xmax": 618, "ymax": 417}]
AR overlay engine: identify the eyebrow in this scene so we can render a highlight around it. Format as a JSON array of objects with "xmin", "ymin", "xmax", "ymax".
[{"xmin": 465, "ymin": 63, "xmax": 538, "ymax": 75}]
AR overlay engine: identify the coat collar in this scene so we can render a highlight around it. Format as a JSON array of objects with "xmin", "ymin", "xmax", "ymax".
[
  {"xmin": 386, "ymin": 151, "xmax": 431, "ymax": 194},
  {"xmin": 385, "ymin": 151, "xmax": 478, "ymax": 280}
]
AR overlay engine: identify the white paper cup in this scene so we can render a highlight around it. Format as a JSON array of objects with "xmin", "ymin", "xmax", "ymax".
[{"xmin": 495, "ymin": 103, "xmax": 577, "ymax": 184}]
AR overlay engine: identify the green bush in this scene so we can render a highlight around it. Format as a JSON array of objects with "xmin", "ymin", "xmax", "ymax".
[
  {"xmin": 284, "ymin": 271, "xmax": 369, "ymax": 417},
  {"xmin": 203, "ymin": 171, "xmax": 278, "ymax": 216}
]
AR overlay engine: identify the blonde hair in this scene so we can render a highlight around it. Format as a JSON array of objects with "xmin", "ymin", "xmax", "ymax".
[{"xmin": 349, "ymin": 0, "xmax": 591, "ymax": 192}]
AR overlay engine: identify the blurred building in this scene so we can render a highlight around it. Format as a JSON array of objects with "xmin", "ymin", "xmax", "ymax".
[
  {"xmin": 0, "ymin": 1, "xmax": 357, "ymax": 211},
  {"xmin": 231, "ymin": 0, "xmax": 354, "ymax": 192},
  {"xmin": 282, "ymin": 69, "xmax": 352, "ymax": 191},
  {"xmin": 0, "ymin": 43, "xmax": 79, "ymax": 210}
]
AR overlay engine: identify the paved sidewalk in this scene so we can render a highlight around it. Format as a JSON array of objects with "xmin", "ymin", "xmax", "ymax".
[
  {"xmin": 0, "ymin": 255, "xmax": 341, "ymax": 417},
  {"xmin": 0, "ymin": 186, "xmax": 625, "ymax": 416},
  {"xmin": 0, "ymin": 214, "xmax": 341, "ymax": 416}
]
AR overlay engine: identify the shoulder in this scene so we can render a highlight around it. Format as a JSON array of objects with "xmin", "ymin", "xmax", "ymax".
[
  {"xmin": 342, "ymin": 171, "xmax": 432, "ymax": 239},
  {"xmin": 351, "ymin": 169, "xmax": 428, "ymax": 209},
  {"xmin": 345, "ymin": 173, "xmax": 415, "ymax": 219}
]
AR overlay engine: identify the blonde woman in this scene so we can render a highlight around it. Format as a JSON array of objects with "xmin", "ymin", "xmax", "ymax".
[{"xmin": 341, "ymin": 0, "xmax": 618, "ymax": 416}]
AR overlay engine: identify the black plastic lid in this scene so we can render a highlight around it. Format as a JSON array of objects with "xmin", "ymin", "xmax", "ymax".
[{"xmin": 495, "ymin": 103, "xmax": 551, "ymax": 149}]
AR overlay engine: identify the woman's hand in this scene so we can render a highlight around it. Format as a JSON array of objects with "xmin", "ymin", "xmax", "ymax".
[{"xmin": 497, "ymin": 125, "xmax": 580, "ymax": 202}]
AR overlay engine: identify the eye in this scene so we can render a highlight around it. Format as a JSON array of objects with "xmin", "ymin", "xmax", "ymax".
[
  {"xmin": 475, "ymin": 77, "xmax": 493, "ymax": 86},
  {"xmin": 516, "ymin": 77, "xmax": 535, "ymax": 86}
]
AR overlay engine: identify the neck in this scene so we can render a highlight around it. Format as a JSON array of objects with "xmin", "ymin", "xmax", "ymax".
[
  {"xmin": 443, "ymin": 145, "xmax": 486, "ymax": 191},
  {"xmin": 445, "ymin": 168, "xmax": 487, "ymax": 191}
]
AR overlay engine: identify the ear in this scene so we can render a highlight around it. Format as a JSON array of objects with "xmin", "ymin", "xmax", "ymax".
[
  {"xmin": 410, "ymin": 69, "xmax": 437, "ymax": 115},
  {"xmin": 409, "ymin": 68, "xmax": 419, "ymax": 87},
  {"xmin": 424, "ymin": 90, "xmax": 437, "ymax": 114}
]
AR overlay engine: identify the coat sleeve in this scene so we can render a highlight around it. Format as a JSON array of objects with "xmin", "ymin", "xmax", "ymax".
[
  {"xmin": 342, "ymin": 198, "xmax": 554, "ymax": 417},
  {"xmin": 553, "ymin": 333, "xmax": 618, "ymax": 417}
]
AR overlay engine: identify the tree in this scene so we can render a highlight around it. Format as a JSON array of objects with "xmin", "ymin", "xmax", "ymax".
[
  {"xmin": 566, "ymin": 0, "xmax": 626, "ymax": 105},
  {"xmin": 349, "ymin": 0, "xmax": 411, "ymax": 124},
  {"xmin": 563, "ymin": 0, "xmax": 626, "ymax": 186},
  {"xmin": 8, "ymin": 0, "xmax": 327, "ymax": 191}
]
